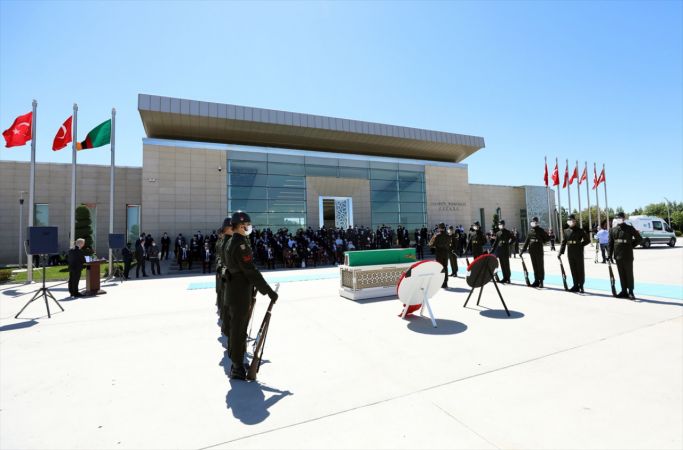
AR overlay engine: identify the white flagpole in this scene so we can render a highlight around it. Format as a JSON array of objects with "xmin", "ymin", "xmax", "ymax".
[
  {"xmin": 566, "ymin": 159, "xmax": 572, "ymax": 216},
  {"xmin": 585, "ymin": 161, "xmax": 592, "ymax": 235},
  {"xmin": 576, "ymin": 160, "xmax": 582, "ymax": 229},
  {"xmin": 26, "ymin": 100, "xmax": 37, "ymax": 283},
  {"xmin": 594, "ymin": 162, "xmax": 601, "ymax": 229},
  {"xmin": 70, "ymin": 104, "xmax": 78, "ymax": 248},
  {"xmin": 545, "ymin": 156, "xmax": 551, "ymax": 230},
  {"xmin": 556, "ymin": 157, "xmax": 562, "ymax": 236},
  {"xmin": 108, "ymin": 108, "xmax": 116, "ymax": 273},
  {"xmin": 603, "ymin": 163, "xmax": 610, "ymax": 229}
]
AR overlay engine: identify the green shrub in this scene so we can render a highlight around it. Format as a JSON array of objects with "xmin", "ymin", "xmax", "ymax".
[
  {"xmin": 0, "ymin": 269, "xmax": 12, "ymax": 283},
  {"xmin": 675, "ymin": 230, "xmax": 682, "ymax": 237}
]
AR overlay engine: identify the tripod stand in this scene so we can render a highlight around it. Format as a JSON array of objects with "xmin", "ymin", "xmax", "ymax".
[
  {"xmin": 15, "ymin": 255, "xmax": 64, "ymax": 319},
  {"xmin": 107, "ymin": 249, "xmax": 125, "ymax": 283}
]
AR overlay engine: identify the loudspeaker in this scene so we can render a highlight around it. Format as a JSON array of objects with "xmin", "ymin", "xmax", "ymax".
[
  {"xmin": 108, "ymin": 233, "xmax": 125, "ymax": 249},
  {"xmin": 28, "ymin": 226, "xmax": 59, "ymax": 255}
]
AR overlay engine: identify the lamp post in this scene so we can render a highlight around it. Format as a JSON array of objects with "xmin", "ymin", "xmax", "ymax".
[
  {"xmin": 19, "ymin": 191, "xmax": 26, "ymax": 267},
  {"xmin": 663, "ymin": 197, "xmax": 671, "ymax": 227}
]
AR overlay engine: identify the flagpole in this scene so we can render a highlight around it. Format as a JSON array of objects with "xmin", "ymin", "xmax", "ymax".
[
  {"xmin": 556, "ymin": 157, "xmax": 562, "ymax": 238},
  {"xmin": 26, "ymin": 100, "xmax": 37, "ymax": 283},
  {"xmin": 594, "ymin": 162, "xmax": 601, "ymax": 229},
  {"xmin": 108, "ymin": 108, "xmax": 116, "ymax": 274},
  {"xmin": 566, "ymin": 159, "xmax": 572, "ymax": 217},
  {"xmin": 576, "ymin": 160, "xmax": 582, "ymax": 229},
  {"xmin": 585, "ymin": 161, "xmax": 592, "ymax": 236},
  {"xmin": 70, "ymin": 104, "xmax": 78, "ymax": 248},
  {"xmin": 603, "ymin": 163, "xmax": 610, "ymax": 229},
  {"xmin": 545, "ymin": 156, "xmax": 551, "ymax": 230}
]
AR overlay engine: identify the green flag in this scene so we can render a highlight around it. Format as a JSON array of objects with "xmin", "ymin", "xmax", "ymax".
[{"xmin": 77, "ymin": 119, "xmax": 111, "ymax": 150}]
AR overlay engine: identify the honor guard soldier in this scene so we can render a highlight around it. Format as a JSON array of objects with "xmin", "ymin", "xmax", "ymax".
[
  {"xmin": 448, "ymin": 226, "xmax": 459, "ymax": 277},
  {"xmin": 608, "ymin": 212, "xmax": 642, "ymax": 299},
  {"xmin": 467, "ymin": 222, "xmax": 486, "ymax": 258},
  {"xmin": 429, "ymin": 223, "xmax": 450, "ymax": 288},
  {"xmin": 225, "ymin": 211, "xmax": 279, "ymax": 380},
  {"xmin": 215, "ymin": 218, "xmax": 232, "ymax": 335},
  {"xmin": 490, "ymin": 220, "xmax": 513, "ymax": 283},
  {"xmin": 520, "ymin": 216, "xmax": 550, "ymax": 287},
  {"xmin": 558, "ymin": 214, "xmax": 590, "ymax": 292}
]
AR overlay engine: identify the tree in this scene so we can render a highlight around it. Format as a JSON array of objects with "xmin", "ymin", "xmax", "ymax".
[
  {"xmin": 75, "ymin": 204, "xmax": 94, "ymax": 255},
  {"xmin": 492, "ymin": 214, "xmax": 499, "ymax": 229}
]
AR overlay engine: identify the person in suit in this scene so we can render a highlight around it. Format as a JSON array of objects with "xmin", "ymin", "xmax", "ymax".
[
  {"xmin": 121, "ymin": 243, "xmax": 133, "ymax": 280},
  {"xmin": 160, "ymin": 232, "xmax": 171, "ymax": 260},
  {"xmin": 202, "ymin": 242, "xmax": 213, "ymax": 273},
  {"xmin": 67, "ymin": 238, "xmax": 86, "ymax": 297},
  {"xmin": 148, "ymin": 240, "xmax": 161, "ymax": 275},
  {"xmin": 134, "ymin": 234, "xmax": 148, "ymax": 278}
]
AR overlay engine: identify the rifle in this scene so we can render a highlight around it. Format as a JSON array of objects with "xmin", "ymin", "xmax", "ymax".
[
  {"xmin": 557, "ymin": 255, "xmax": 569, "ymax": 291},
  {"xmin": 607, "ymin": 259, "xmax": 618, "ymax": 297},
  {"xmin": 594, "ymin": 239, "xmax": 599, "ymax": 264},
  {"xmin": 519, "ymin": 252, "xmax": 531, "ymax": 286},
  {"xmin": 247, "ymin": 283, "xmax": 280, "ymax": 381}
]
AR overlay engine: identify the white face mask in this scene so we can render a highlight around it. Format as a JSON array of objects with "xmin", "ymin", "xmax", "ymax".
[
  {"xmin": 498, "ymin": 225, "xmax": 504, "ymax": 230},
  {"xmin": 614, "ymin": 218, "xmax": 624, "ymax": 225},
  {"xmin": 567, "ymin": 220, "xmax": 575, "ymax": 227},
  {"xmin": 530, "ymin": 222, "xmax": 538, "ymax": 228},
  {"xmin": 473, "ymin": 226, "xmax": 479, "ymax": 230},
  {"xmin": 244, "ymin": 224, "xmax": 253, "ymax": 235}
]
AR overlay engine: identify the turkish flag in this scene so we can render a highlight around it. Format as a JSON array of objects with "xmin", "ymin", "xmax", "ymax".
[
  {"xmin": 544, "ymin": 163, "xmax": 548, "ymax": 186},
  {"xmin": 579, "ymin": 166, "xmax": 587, "ymax": 185},
  {"xmin": 568, "ymin": 164, "xmax": 579, "ymax": 185},
  {"xmin": 52, "ymin": 116, "xmax": 73, "ymax": 151},
  {"xmin": 596, "ymin": 168, "xmax": 606, "ymax": 187},
  {"xmin": 551, "ymin": 163, "xmax": 559, "ymax": 186},
  {"xmin": 592, "ymin": 166, "xmax": 600, "ymax": 189},
  {"xmin": 562, "ymin": 162, "xmax": 569, "ymax": 188},
  {"xmin": 2, "ymin": 112, "xmax": 32, "ymax": 148}
]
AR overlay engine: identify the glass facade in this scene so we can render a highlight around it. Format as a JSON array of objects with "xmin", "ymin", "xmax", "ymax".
[
  {"xmin": 227, "ymin": 146, "xmax": 427, "ymax": 230},
  {"xmin": 126, "ymin": 205, "xmax": 141, "ymax": 245},
  {"xmin": 34, "ymin": 204, "xmax": 49, "ymax": 226}
]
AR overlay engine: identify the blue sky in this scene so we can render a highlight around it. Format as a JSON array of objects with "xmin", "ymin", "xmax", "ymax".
[{"xmin": 1, "ymin": 1, "xmax": 681, "ymax": 213}]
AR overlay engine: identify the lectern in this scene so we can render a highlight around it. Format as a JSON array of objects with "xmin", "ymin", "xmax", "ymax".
[{"xmin": 83, "ymin": 260, "xmax": 107, "ymax": 296}]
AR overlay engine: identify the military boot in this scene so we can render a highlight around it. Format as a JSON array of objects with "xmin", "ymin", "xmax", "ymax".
[{"xmin": 230, "ymin": 363, "xmax": 247, "ymax": 380}]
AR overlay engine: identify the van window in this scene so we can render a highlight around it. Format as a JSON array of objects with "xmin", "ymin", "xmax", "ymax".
[{"xmin": 653, "ymin": 221, "xmax": 663, "ymax": 231}]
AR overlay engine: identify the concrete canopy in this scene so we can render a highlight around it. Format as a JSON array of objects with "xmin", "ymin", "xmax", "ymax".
[{"xmin": 138, "ymin": 94, "xmax": 485, "ymax": 163}]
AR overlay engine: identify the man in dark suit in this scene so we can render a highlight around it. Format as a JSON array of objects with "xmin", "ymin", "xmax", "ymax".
[
  {"xmin": 67, "ymin": 238, "xmax": 86, "ymax": 297},
  {"xmin": 134, "ymin": 234, "xmax": 148, "ymax": 278},
  {"xmin": 121, "ymin": 243, "xmax": 133, "ymax": 280},
  {"xmin": 201, "ymin": 242, "xmax": 214, "ymax": 273},
  {"xmin": 160, "ymin": 232, "xmax": 171, "ymax": 260}
]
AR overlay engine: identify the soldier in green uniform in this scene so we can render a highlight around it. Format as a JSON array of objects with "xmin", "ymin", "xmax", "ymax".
[
  {"xmin": 429, "ymin": 223, "xmax": 450, "ymax": 288},
  {"xmin": 216, "ymin": 218, "xmax": 233, "ymax": 342},
  {"xmin": 225, "ymin": 211, "xmax": 279, "ymax": 380},
  {"xmin": 466, "ymin": 221, "xmax": 486, "ymax": 258},
  {"xmin": 490, "ymin": 220, "xmax": 513, "ymax": 283},
  {"xmin": 608, "ymin": 211, "xmax": 642, "ymax": 299},
  {"xmin": 448, "ymin": 226, "xmax": 459, "ymax": 277},
  {"xmin": 520, "ymin": 216, "xmax": 549, "ymax": 288},
  {"xmin": 558, "ymin": 214, "xmax": 590, "ymax": 292}
]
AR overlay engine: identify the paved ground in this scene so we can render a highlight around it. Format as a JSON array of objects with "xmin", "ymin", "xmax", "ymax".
[{"xmin": 1, "ymin": 244, "xmax": 681, "ymax": 450}]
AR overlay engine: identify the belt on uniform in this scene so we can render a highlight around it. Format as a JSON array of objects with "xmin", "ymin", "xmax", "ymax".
[
  {"xmin": 530, "ymin": 239, "xmax": 538, "ymax": 243},
  {"xmin": 471, "ymin": 241, "xmax": 479, "ymax": 244},
  {"xmin": 615, "ymin": 239, "xmax": 628, "ymax": 243},
  {"xmin": 568, "ymin": 240, "xmax": 578, "ymax": 244}
]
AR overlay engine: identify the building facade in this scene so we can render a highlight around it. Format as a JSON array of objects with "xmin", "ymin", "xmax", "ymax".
[{"xmin": 0, "ymin": 94, "xmax": 557, "ymax": 265}]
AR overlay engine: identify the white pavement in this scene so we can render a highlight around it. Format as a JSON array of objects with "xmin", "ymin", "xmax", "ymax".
[{"xmin": 1, "ymin": 245, "xmax": 682, "ymax": 450}]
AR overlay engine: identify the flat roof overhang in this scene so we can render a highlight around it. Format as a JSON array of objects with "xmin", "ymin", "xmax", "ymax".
[{"xmin": 138, "ymin": 94, "xmax": 485, "ymax": 163}]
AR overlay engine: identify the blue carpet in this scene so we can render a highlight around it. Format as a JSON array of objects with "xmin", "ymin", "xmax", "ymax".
[{"xmin": 187, "ymin": 271, "xmax": 339, "ymax": 290}]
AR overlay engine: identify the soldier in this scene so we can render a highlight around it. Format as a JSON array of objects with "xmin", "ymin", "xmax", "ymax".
[
  {"xmin": 225, "ymin": 211, "xmax": 279, "ymax": 380},
  {"xmin": 558, "ymin": 214, "xmax": 590, "ymax": 292},
  {"xmin": 448, "ymin": 226, "xmax": 459, "ymax": 277},
  {"xmin": 429, "ymin": 223, "xmax": 450, "ymax": 288},
  {"xmin": 490, "ymin": 220, "xmax": 513, "ymax": 283},
  {"xmin": 215, "ymin": 218, "xmax": 232, "ymax": 339},
  {"xmin": 520, "ymin": 216, "xmax": 549, "ymax": 288},
  {"xmin": 608, "ymin": 211, "xmax": 642, "ymax": 299},
  {"xmin": 466, "ymin": 222, "xmax": 486, "ymax": 258}
]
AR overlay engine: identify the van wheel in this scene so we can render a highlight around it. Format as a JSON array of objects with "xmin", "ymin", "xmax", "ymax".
[
  {"xmin": 642, "ymin": 238, "xmax": 651, "ymax": 249},
  {"xmin": 668, "ymin": 238, "xmax": 676, "ymax": 247}
]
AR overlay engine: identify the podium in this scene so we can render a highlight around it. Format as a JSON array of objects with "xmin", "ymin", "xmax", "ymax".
[{"xmin": 83, "ymin": 260, "xmax": 107, "ymax": 296}]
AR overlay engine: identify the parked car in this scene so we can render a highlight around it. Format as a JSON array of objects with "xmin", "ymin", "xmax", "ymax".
[{"xmin": 623, "ymin": 215, "xmax": 677, "ymax": 248}]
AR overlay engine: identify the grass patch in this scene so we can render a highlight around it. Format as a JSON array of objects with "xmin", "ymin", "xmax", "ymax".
[{"xmin": 8, "ymin": 264, "xmax": 115, "ymax": 283}]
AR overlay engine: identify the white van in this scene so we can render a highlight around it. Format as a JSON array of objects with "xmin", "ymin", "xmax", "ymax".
[{"xmin": 624, "ymin": 215, "xmax": 677, "ymax": 248}]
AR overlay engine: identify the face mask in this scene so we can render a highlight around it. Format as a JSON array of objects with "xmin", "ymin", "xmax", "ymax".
[
  {"xmin": 530, "ymin": 222, "xmax": 538, "ymax": 228},
  {"xmin": 567, "ymin": 220, "xmax": 575, "ymax": 227},
  {"xmin": 498, "ymin": 225, "xmax": 504, "ymax": 230},
  {"xmin": 473, "ymin": 226, "xmax": 479, "ymax": 231},
  {"xmin": 614, "ymin": 218, "xmax": 624, "ymax": 225},
  {"xmin": 244, "ymin": 224, "xmax": 253, "ymax": 235}
]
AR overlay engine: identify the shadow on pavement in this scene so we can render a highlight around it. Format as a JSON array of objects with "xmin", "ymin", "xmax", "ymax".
[
  {"xmin": 0, "ymin": 320, "xmax": 38, "ymax": 332},
  {"xmin": 406, "ymin": 317, "xmax": 468, "ymax": 335},
  {"xmin": 479, "ymin": 308, "xmax": 525, "ymax": 319},
  {"xmin": 220, "ymin": 350, "xmax": 292, "ymax": 425}
]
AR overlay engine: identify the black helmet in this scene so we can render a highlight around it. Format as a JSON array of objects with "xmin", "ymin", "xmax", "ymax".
[
  {"xmin": 221, "ymin": 217, "xmax": 232, "ymax": 229},
  {"xmin": 231, "ymin": 210, "xmax": 251, "ymax": 224},
  {"xmin": 531, "ymin": 216, "xmax": 539, "ymax": 222},
  {"xmin": 474, "ymin": 221, "xmax": 480, "ymax": 226},
  {"xmin": 568, "ymin": 214, "xmax": 576, "ymax": 220},
  {"xmin": 438, "ymin": 222, "xmax": 446, "ymax": 229},
  {"xmin": 616, "ymin": 211, "xmax": 626, "ymax": 219},
  {"xmin": 499, "ymin": 220, "xmax": 506, "ymax": 226}
]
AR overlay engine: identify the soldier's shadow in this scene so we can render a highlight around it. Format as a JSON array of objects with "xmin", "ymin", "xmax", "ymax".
[{"xmin": 220, "ymin": 351, "xmax": 293, "ymax": 425}]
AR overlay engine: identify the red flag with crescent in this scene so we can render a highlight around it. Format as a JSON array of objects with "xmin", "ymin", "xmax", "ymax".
[
  {"xmin": 551, "ymin": 163, "xmax": 559, "ymax": 186},
  {"xmin": 562, "ymin": 162, "xmax": 569, "ymax": 188},
  {"xmin": 579, "ymin": 166, "xmax": 587, "ymax": 185},
  {"xmin": 568, "ymin": 163, "xmax": 579, "ymax": 185},
  {"xmin": 592, "ymin": 166, "xmax": 599, "ymax": 189},
  {"xmin": 52, "ymin": 116, "xmax": 73, "ymax": 151},
  {"xmin": 2, "ymin": 112, "xmax": 33, "ymax": 148},
  {"xmin": 544, "ymin": 162, "xmax": 549, "ymax": 186}
]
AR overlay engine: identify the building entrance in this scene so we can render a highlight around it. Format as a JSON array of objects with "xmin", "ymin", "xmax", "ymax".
[{"xmin": 319, "ymin": 197, "xmax": 353, "ymax": 229}]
